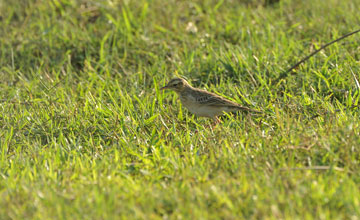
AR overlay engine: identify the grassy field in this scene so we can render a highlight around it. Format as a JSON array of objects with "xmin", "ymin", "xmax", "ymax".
[{"xmin": 1, "ymin": 0, "xmax": 360, "ymax": 219}]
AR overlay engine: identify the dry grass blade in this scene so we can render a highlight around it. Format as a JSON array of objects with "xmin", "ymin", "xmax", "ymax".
[
  {"xmin": 349, "ymin": 66, "xmax": 360, "ymax": 91},
  {"xmin": 280, "ymin": 166, "xmax": 345, "ymax": 172},
  {"xmin": 273, "ymin": 28, "xmax": 360, "ymax": 85}
]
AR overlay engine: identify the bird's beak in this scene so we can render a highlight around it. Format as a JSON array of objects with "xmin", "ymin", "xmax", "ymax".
[{"xmin": 160, "ymin": 85, "xmax": 168, "ymax": 90}]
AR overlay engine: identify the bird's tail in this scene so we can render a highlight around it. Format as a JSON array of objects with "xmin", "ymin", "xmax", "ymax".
[{"xmin": 237, "ymin": 106, "xmax": 262, "ymax": 114}]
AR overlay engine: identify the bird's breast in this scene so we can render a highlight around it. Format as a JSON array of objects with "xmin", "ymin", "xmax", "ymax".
[
  {"xmin": 179, "ymin": 94, "xmax": 196, "ymax": 110},
  {"xmin": 179, "ymin": 94, "xmax": 224, "ymax": 118}
]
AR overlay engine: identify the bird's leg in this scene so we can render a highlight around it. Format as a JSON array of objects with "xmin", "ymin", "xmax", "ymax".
[
  {"xmin": 202, "ymin": 117, "xmax": 220, "ymax": 130},
  {"xmin": 212, "ymin": 116, "xmax": 221, "ymax": 126}
]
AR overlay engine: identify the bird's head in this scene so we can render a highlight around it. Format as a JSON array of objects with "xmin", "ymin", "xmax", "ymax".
[{"xmin": 160, "ymin": 78, "xmax": 190, "ymax": 93}]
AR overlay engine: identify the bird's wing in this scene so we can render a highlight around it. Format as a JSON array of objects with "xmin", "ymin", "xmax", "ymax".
[
  {"xmin": 193, "ymin": 89, "xmax": 261, "ymax": 113},
  {"xmin": 193, "ymin": 90, "xmax": 238, "ymax": 107}
]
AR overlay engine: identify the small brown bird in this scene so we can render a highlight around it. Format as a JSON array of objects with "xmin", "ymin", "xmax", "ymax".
[{"xmin": 160, "ymin": 78, "xmax": 261, "ymax": 123}]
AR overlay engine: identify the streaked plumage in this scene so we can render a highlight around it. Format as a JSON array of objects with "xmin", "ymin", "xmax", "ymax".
[{"xmin": 160, "ymin": 78, "xmax": 260, "ymax": 123}]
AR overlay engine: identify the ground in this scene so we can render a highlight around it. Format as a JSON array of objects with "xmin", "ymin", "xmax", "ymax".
[{"xmin": 1, "ymin": 0, "xmax": 360, "ymax": 219}]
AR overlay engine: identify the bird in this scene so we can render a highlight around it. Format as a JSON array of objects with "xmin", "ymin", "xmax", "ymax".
[{"xmin": 160, "ymin": 78, "xmax": 261, "ymax": 123}]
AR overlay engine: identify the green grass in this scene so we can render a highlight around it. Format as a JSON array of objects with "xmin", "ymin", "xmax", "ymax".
[{"xmin": 1, "ymin": 0, "xmax": 360, "ymax": 219}]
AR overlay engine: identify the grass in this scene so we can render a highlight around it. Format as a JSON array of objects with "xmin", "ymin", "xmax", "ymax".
[{"xmin": 1, "ymin": 0, "xmax": 360, "ymax": 219}]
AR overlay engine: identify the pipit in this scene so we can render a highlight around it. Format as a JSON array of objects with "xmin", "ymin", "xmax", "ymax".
[{"xmin": 160, "ymin": 78, "xmax": 261, "ymax": 123}]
